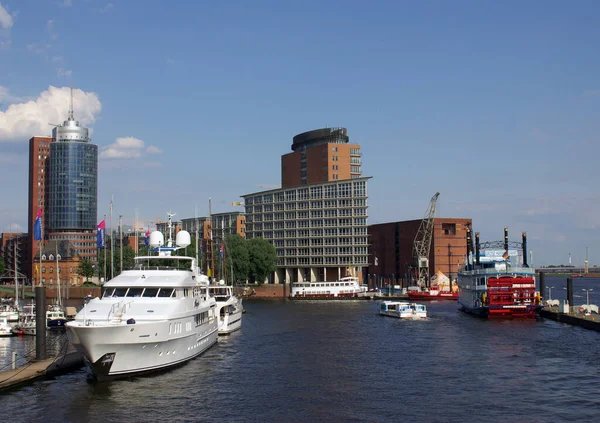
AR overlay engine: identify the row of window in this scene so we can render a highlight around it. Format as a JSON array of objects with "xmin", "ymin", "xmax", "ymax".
[
  {"xmin": 275, "ymin": 246, "xmax": 368, "ymax": 256},
  {"xmin": 247, "ymin": 226, "xmax": 368, "ymax": 237},
  {"xmin": 246, "ymin": 181, "xmax": 367, "ymax": 204},
  {"xmin": 277, "ymin": 256, "xmax": 369, "ymax": 266}
]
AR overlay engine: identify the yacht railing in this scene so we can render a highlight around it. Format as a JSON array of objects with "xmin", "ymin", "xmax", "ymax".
[{"xmin": 459, "ymin": 266, "xmax": 535, "ymax": 277}]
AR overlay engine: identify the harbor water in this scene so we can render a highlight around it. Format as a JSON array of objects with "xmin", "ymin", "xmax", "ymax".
[{"xmin": 1, "ymin": 277, "xmax": 599, "ymax": 422}]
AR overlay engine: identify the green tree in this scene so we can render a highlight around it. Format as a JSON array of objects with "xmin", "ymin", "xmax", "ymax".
[
  {"xmin": 77, "ymin": 259, "xmax": 95, "ymax": 282},
  {"xmin": 0, "ymin": 256, "xmax": 6, "ymax": 277},
  {"xmin": 225, "ymin": 234, "xmax": 250, "ymax": 283},
  {"xmin": 247, "ymin": 238, "xmax": 277, "ymax": 284}
]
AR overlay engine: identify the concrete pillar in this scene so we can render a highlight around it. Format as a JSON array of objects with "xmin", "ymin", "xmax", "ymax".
[
  {"xmin": 539, "ymin": 272, "xmax": 545, "ymax": 301},
  {"xmin": 35, "ymin": 286, "xmax": 46, "ymax": 360}
]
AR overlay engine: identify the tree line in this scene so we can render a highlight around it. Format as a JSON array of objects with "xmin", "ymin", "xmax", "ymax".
[{"xmin": 93, "ymin": 234, "xmax": 276, "ymax": 284}]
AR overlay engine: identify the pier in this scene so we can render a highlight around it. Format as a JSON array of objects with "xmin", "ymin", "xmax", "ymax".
[{"xmin": 0, "ymin": 351, "xmax": 83, "ymax": 392}]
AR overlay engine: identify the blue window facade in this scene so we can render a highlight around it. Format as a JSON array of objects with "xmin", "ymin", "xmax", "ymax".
[{"xmin": 48, "ymin": 141, "xmax": 98, "ymax": 231}]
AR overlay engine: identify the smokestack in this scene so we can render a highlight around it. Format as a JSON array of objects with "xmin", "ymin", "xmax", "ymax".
[
  {"xmin": 504, "ymin": 227, "xmax": 509, "ymax": 255},
  {"xmin": 475, "ymin": 232, "xmax": 480, "ymax": 265},
  {"xmin": 522, "ymin": 232, "xmax": 528, "ymax": 267}
]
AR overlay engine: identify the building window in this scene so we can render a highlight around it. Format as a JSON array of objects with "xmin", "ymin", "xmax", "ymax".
[{"xmin": 442, "ymin": 223, "xmax": 456, "ymax": 235}]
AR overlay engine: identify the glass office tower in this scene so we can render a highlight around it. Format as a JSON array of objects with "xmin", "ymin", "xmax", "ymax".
[{"xmin": 47, "ymin": 98, "xmax": 98, "ymax": 261}]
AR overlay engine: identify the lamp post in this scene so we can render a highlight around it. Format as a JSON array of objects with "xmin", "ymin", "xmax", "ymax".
[
  {"xmin": 582, "ymin": 288, "xmax": 593, "ymax": 305},
  {"xmin": 546, "ymin": 286, "xmax": 555, "ymax": 300}
]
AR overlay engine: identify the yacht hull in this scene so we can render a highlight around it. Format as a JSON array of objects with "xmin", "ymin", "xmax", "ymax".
[
  {"xmin": 67, "ymin": 319, "xmax": 218, "ymax": 380},
  {"xmin": 218, "ymin": 308, "xmax": 243, "ymax": 335}
]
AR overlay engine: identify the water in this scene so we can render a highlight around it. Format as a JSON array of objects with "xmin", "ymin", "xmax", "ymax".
[{"xmin": 1, "ymin": 277, "xmax": 599, "ymax": 422}]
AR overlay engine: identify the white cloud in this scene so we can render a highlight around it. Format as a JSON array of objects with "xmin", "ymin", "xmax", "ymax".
[
  {"xmin": 47, "ymin": 20, "xmax": 57, "ymax": 40},
  {"xmin": 0, "ymin": 3, "xmax": 13, "ymax": 30},
  {"xmin": 101, "ymin": 137, "xmax": 164, "ymax": 161},
  {"xmin": 0, "ymin": 86, "xmax": 24, "ymax": 104},
  {"xmin": 101, "ymin": 137, "xmax": 145, "ymax": 159},
  {"xmin": 0, "ymin": 85, "xmax": 102, "ymax": 142},
  {"xmin": 146, "ymin": 145, "xmax": 162, "ymax": 155},
  {"xmin": 57, "ymin": 68, "xmax": 72, "ymax": 78}
]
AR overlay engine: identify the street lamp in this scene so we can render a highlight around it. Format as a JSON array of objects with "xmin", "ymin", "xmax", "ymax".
[
  {"xmin": 582, "ymin": 288, "xmax": 593, "ymax": 305},
  {"xmin": 546, "ymin": 286, "xmax": 555, "ymax": 300}
]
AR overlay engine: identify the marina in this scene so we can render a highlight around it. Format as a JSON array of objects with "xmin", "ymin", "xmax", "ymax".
[{"xmin": 1, "ymin": 281, "xmax": 599, "ymax": 421}]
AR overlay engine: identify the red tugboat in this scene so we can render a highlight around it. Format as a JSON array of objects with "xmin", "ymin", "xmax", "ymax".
[{"xmin": 457, "ymin": 227, "xmax": 542, "ymax": 319}]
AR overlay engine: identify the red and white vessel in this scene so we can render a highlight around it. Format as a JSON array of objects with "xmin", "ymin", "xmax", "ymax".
[
  {"xmin": 457, "ymin": 227, "xmax": 541, "ymax": 319},
  {"xmin": 407, "ymin": 271, "xmax": 458, "ymax": 300},
  {"xmin": 407, "ymin": 285, "xmax": 458, "ymax": 301}
]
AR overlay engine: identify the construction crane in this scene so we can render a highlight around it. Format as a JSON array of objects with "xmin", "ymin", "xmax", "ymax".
[{"xmin": 413, "ymin": 192, "xmax": 440, "ymax": 287}]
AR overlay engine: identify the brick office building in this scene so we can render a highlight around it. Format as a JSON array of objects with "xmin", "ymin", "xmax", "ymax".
[{"xmin": 367, "ymin": 218, "xmax": 472, "ymax": 287}]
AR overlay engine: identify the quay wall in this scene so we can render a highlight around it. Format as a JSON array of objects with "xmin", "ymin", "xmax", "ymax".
[{"xmin": 541, "ymin": 307, "xmax": 600, "ymax": 332}]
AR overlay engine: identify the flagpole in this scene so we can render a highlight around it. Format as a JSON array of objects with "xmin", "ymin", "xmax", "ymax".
[
  {"xmin": 119, "ymin": 214, "xmax": 123, "ymax": 274},
  {"xmin": 103, "ymin": 214, "xmax": 107, "ymax": 283}
]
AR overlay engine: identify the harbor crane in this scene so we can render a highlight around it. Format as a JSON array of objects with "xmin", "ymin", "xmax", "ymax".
[{"xmin": 413, "ymin": 192, "xmax": 440, "ymax": 287}]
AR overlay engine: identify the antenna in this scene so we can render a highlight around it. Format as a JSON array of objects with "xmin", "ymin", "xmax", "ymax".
[{"xmin": 68, "ymin": 85, "xmax": 74, "ymax": 121}]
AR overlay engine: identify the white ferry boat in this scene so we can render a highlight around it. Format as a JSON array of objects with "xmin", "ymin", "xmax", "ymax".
[
  {"xmin": 379, "ymin": 301, "xmax": 427, "ymax": 319},
  {"xmin": 208, "ymin": 281, "xmax": 243, "ymax": 335},
  {"xmin": 66, "ymin": 215, "xmax": 218, "ymax": 380},
  {"xmin": 290, "ymin": 276, "xmax": 368, "ymax": 299}
]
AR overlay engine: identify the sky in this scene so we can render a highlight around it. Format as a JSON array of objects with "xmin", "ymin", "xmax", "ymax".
[{"xmin": 0, "ymin": 0, "xmax": 598, "ymax": 267}]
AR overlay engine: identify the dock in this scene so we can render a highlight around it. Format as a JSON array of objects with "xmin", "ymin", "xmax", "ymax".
[
  {"xmin": 541, "ymin": 306, "xmax": 600, "ymax": 332},
  {"xmin": 0, "ymin": 351, "xmax": 84, "ymax": 393}
]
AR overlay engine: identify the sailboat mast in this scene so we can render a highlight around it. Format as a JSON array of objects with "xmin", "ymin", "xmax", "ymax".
[
  {"xmin": 14, "ymin": 241, "xmax": 19, "ymax": 308},
  {"xmin": 222, "ymin": 219, "xmax": 226, "ymax": 282},
  {"xmin": 56, "ymin": 243, "xmax": 61, "ymax": 307},
  {"xmin": 209, "ymin": 198, "xmax": 214, "ymax": 278}
]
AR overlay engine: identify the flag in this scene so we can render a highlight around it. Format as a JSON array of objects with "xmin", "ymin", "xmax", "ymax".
[
  {"xmin": 34, "ymin": 208, "xmax": 42, "ymax": 241},
  {"xmin": 199, "ymin": 240, "xmax": 203, "ymax": 253},
  {"xmin": 145, "ymin": 229, "xmax": 150, "ymax": 246},
  {"xmin": 219, "ymin": 245, "xmax": 223, "ymax": 259},
  {"xmin": 97, "ymin": 220, "xmax": 105, "ymax": 248},
  {"xmin": 502, "ymin": 250, "xmax": 509, "ymax": 260},
  {"xmin": 375, "ymin": 257, "xmax": 379, "ymax": 266}
]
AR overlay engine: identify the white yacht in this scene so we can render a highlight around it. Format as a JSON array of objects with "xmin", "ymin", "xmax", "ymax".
[
  {"xmin": 66, "ymin": 216, "xmax": 218, "ymax": 380},
  {"xmin": 0, "ymin": 317, "xmax": 14, "ymax": 337},
  {"xmin": 208, "ymin": 280, "xmax": 243, "ymax": 335},
  {"xmin": 379, "ymin": 301, "xmax": 427, "ymax": 319}
]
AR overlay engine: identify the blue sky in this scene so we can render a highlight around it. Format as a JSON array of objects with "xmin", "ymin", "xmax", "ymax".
[{"xmin": 0, "ymin": 0, "xmax": 598, "ymax": 267}]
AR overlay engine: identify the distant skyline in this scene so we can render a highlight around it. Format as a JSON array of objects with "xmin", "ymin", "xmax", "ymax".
[{"xmin": 0, "ymin": 0, "xmax": 599, "ymax": 266}]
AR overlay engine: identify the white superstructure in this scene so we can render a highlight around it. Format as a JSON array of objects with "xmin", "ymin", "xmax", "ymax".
[
  {"xmin": 208, "ymin": 281, "xmax": 243, "ymax": 335},
  {"xmin": 290, "ymin": 276, "xmax": 368, "ymax": 299},
  {"xmin": 379, "ymin": 301, "xmax": 427, "ymax": 319},
  {"xmin": 66, "ymin": 216, "xmax": 218, "ymax": 380}
]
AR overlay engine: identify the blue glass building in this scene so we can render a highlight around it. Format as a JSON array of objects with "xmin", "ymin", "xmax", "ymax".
[{"xmin": 47, "ymin": 98, "xmax": 98, "ymax": 262}]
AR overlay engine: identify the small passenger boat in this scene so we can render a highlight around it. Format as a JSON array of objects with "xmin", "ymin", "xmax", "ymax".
[{"xmin": 379, "ymin": 301, "xmax": 427, "ymax": 319}]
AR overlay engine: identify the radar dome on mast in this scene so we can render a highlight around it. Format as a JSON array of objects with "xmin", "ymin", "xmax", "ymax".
[
  {"xmin": 149, "ymin": 231, "xmax": 164, "ymax": 248},
  {"xmin": 176, "ymin": 230, "xmax": 191, "ymax": 248}
]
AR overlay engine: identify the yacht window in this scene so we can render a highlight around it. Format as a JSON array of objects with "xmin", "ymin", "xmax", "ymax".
[
  {"xmin": 102, "ymin": 288, "xmax": 115, "ymax": 298},
  {"xmin": 142, "ymin": 288, "xmax": 159, "ymax": 297},
  {"xmin": 126, "ymin": 288, "xmax": 144, "ymax": 297},
  {"xmin": 157, "ymin": 288, "xmax": 174, "ymax": 298},
  {"xmin": 113, "ymin": 288, "xmax": 128, "ymax": 297}
]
